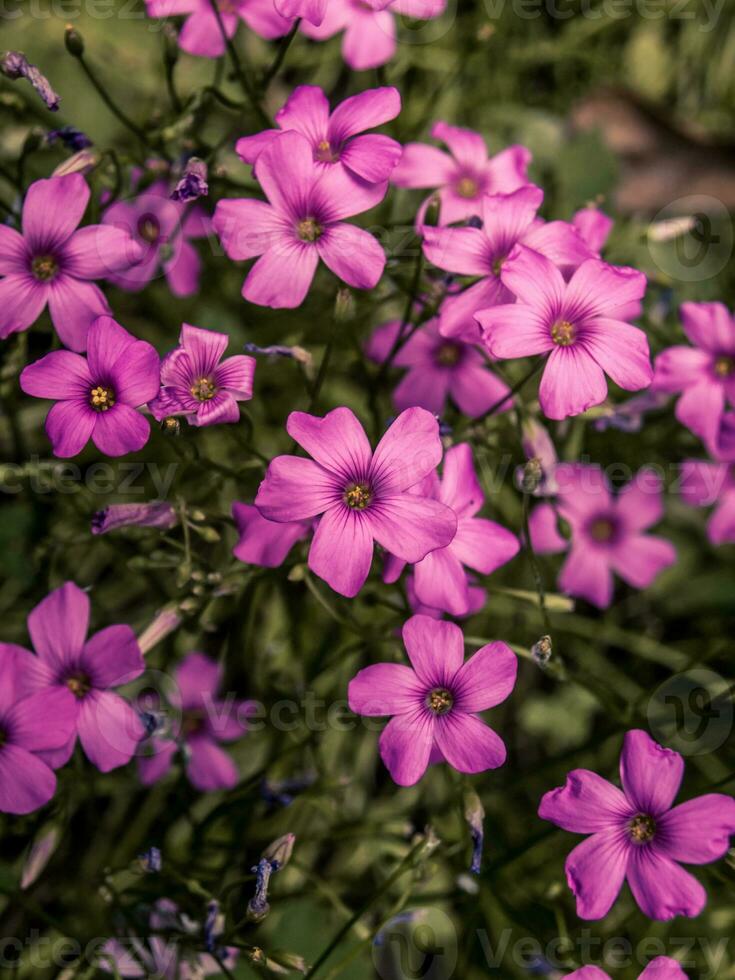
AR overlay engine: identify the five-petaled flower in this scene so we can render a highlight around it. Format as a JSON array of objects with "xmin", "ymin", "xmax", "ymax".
[
  {"xmin": 254, "ymin": 406, "xmax": 457, "ymax": 597},
  {"xmin": 144, "ymin": 0, "xmax": 293, "ymax": 57},
  {"xmin": 539, "ymin": 729, "xmax": 735, "ymax": 921},
  {"xmin": 477, "ymin": 246, "xmax": 652, "ymax": 420},
  {"xmin": 0, "ymin": 173, "xmax": 142, "ymax": 351},
  {"xmin": 20, "ymin": 315, "xmax": 160, "ymax": 458},
  {"xmin": 150, "ymin": 323, "xmax": 255, "ymax": 426},
  {"xmin": 348, "ymin": 614, "xmax": 517, "ymax": 786},
  {"xmin": 214, "ymin": 131, "xmax": 387, "ymax": 308}
]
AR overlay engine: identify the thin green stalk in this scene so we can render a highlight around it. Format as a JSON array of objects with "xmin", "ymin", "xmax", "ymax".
[
  {"xmin": 206, "ymin": 0, "xmax": 271, "ymax": 128},
  {"xmin": 261, "ymin": 18, "xmax": 302, "ymax": 89},
  {"xmin": 73, "ymin": 53, "xmax": 157, "ymax": 153}
]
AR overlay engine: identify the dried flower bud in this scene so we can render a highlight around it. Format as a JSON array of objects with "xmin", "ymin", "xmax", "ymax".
[
  {"xmin": 1, "ymin": 52, "xmax": 60, "ymax": 111},
  {"xmin": 463, "ymin": 790, "xmax": 485, "ymax": 875},
  {"xmin": 531, "ymin": 634, "xmax": 553, "ymax": 666},
  {"xmin": 262, "ymin": 832, "xmax": 295, "ymax": 870},
  {"xmin": 171, "ymin": 156, "xmax": 208, "ymax": 203},
  {"xmin": 64, "ymin": 26, "xmax": 85, "ymax": 58}
]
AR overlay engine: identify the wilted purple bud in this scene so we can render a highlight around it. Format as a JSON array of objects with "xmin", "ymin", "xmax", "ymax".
[
  {"xmin": 47, "ymin": 125, "xmax": 92, "ymax": 151},
  {"xmin": 204, "ymin": 899, "xmax": 224, "ymax": 952},
  {"xmin": 137, "ymin": 846, "xmax": 162, "ymax": 873},
  {"xmin": 91, "ymin": 501, "xmax": 178, "ymax": 535},
  {"xmin": 247, "ymin": 858, "xmax": 275, "ymax": 923},
  {"xmin": 262, "ymin": 833, "xmax": 295, "ymax": 870},
  {"xmin": 243, "ymin": 343, "xmax": 313, "ymax": 367},
  {"xmin": 531, "ymin": 634, "xmax": 553, "ymax": 666},
  {"xmin": 21, "ymin": 825, "xmax": 60, "ymax": 889},
  {"xmin": 463, "ymin": 790, "xmax": 485, "ymax": 875},
  {"xmin": 171, "ymin": 157, "xmax": 208, "ymax": 202},
  {"xmin": 593, "ymin": 391, "xmax": 669, "ymax": 433},
  {"xmin": 1, "ymin": 52, "xmax": 60, "ymax": 111},
  {"xmin": 517, "ymin": 418, "xmax": 558, "ymax": 496},
  {"xmin": 137, "ymin": 605, "xmax": 182, "ymax": 655}
]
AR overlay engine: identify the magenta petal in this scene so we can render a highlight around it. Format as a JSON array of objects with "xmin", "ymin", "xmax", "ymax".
[
  {"xmin": 581, "ymin": 317, "xmax": 653, "ymax": 390},
  {"xmin": 287, "ymin": 406, "xmax": 372, "ymax": 476},
  {"xmin": 658, "ymin": 794, "xmax": 735, "ymax": 864},
  {"xmin": 0, "ymin": 275, "xmax": 48, "ymax": 340},
  {"xmin": 565, "ymin": 830, "xmax": 628, "ymax": 920},
  {"xmin": 348, "ymin": 663, "xmax": 423, "ymax": 716},
  {"xmin": 255, "ymin": 130, "xmax": 317, "ymax": 218},
  {"xmin": 6, "ymin": 689, "xmax": 78, "ymax": 752},
  {"xmin": 401, "ymin": 615, "xmax": 464, "ymax": 686},
  {"xmin": 0, "ymin": 745, "xmax": 57, "ymax": 815},
  {"xmin": 243, "ymin": 241, "xmax": 319, "ymax": 309},
  {"xmin": 559, "ymin": 545, "xmax": 613, "ymax": 608},
  {"xmin": 412, "ymin": 547, "xmax": 470, "ymax": 616},
  {"xmin": 20, "ymin": 350, "xmax": 92, "ymax": 399},
  {"xmin": 215, "ymin": 355, "xmax": 256, "ymax": 397},
  {"xmin": 22, "ymin": 173, "xmax": 89, "ymax": 251},
  {"xmin": 45, "ymin": 400, "xmax": 96, "ymax": 457},
  {"xmin": 371, "ymin": 407, "xmax": 443, "ymax": 492},
  {"xmin": 186, "ymin": 735, "xmax": 238, "ymax": 790},
  {"xmin": 393, "ymin": 365, "xmax": 450, "ymax": 415},
  {"xmin": 368, "ymin": 495, "xmax": 457, "ymax": 564},
  {"xmin": 676, "ymin": 380, "xmax": 726, "ymax": 447},
  {"xmin": 565, "ymin": 260, "xmax": 647, "ymax": 321},
  {"xmin": 423, "ymin": 225, "xmax": 492, "ymax": 277},
  {"xmin": 178, "ymin": 7, "xmax": 234, "ymax": 56},
  {"xmin": 47, "ymin": 277, "xmax": 110, "ymax": 352},
  {"xmin": 638, "ymin": 959, "xmax": 688, "ymax": 980},
  {"xmin": 340, "ymin": 134, "xmax": 403, "ymax": 183},
  {"xmin": 235, "ymin": 130, "xmax": 280, "ymax": 165},
  {"xmin": 0, "ymin": 224, "xmax": 29, "ymax": 275},
  {"xmin": 317, "ymin": 223, "xmax": 386, "ymax": 290},
  {"xmin": 454, "ymin": 641, "xmax": 517, "ymax": 712},
  {"xmin": 0, "ymin": 643, "xmax": 51, "ymax": 709},
  {"xmin": 82, "ymin": 625, "xmax": 144, "ymax": 688},
  {"xmin": 91, "ymin": 405, "xmax": 151, "ymax": 457},
  {"xmin": 539, "ymin": 347, "xmax": 608, "ymax": 420},
  {"xmin": 528, "ymin": 503, "xmax": 568, "ymax": 554},
  {"xmin": 308, "ymin": 506, "xmax": 374, "ymax": 597},
  {"xmin": 390, "ymin": 142, "xmax": 454, "ymax": 188},
  {"xmin": 620, "ymin": 730, "xmax": 684, "ymax": 816},
  {"xmin": 539, "ymin": 770, "xmax": 632, "ymax": 833},
  {"xmin": 680, "ymin": 300, "xmax": 735, "ymax": 353},
  {"xmin": 28, "ymin": 581, "xmax": 90, "ymax": 671},
  {"xmin": 176, "ymin": 652, "xmax": 222, "ymax": 708},
  {"xmin": 449, "ymin": 362, "xmax": 512, "ymax": 418},
  {"xmin": 213, "ymin": 198, "xmax": 282, "ymax": 259},
  {"xmin": 77, "ymin": 690, "xmax": 144, "ymax": 772},
  {"xmin": 342, "ymin": 8, "xmax": 396, "ymax": 71},
  {"xmin": 255, "ymin": 455, "xmax": 337, "ymax": 522},
  {"xmin": 87, "ymin": 315, "xmax": 135, "ymax": 378},
  {"xmin": 626, "ymin": 848, "xmax": 706, "ymax": 920},
  {"xmin": 451, "ymin": 517, "xmax": 520, "ymax": 575},
  {"xmin": 328, "ymin": 85, "xmax": 401, "ymax": 140},
  {"xmin": 478, "ymin": 303, "xmax": 553, "ymax": 359},
  {"xmin": 378, "ymin": 707, "xmax": 435, "ymax": 786},
  {"xmin": 138, "ymin": 739, "xmax": 177, "ymax": 786},
  {"xmin": 563, "ymin": 969, "xmax": 610, "ymax": 980},
  {"xmin": 164, "ymin": 241, "xmax": 201, "ymax": 297},
  {"xmin": 616, "ymin": 468, "xmax": 665, "ymax": 531},
  {"xmin": 232, "ymin": 503, "xmax": 309, "ymax": 567},
  {"xmin": 434, "ymin": 712, "xmax": 507, "ymax": 773},
  {"xmin": 64, "ymin": 224, "xmax": 143, "ymax": 279},
  {"xmin": 276, "ymin": 84, "xmax": 330, "ymax": 138},
  {"xmin": 111, "ymin": 340, "xmax": 160, "ymax": 407},
  {"xmin": 608, "ymin": 534, "xmax": 676, "ymax": 590}
]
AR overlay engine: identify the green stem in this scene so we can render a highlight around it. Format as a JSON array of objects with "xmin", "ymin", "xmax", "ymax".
[
  {"xmin": 261, "ymin": 18, "xmax": 302, "ymax": 89},
  {"xmin": 73, "ymin": 53, "xmax": 156, "ymax": 153},
  {"xmin": 206, "ymin": 0, "xmax": 271, "ymax": 128}
]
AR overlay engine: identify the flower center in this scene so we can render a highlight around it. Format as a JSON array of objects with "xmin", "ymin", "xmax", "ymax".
[
  {"xmin": 343, "ymin": 482, "xmax": 372, "ymax": 510},
  {"xmin": 426, "ymin": 687, "xmax": 454, "ymax": 715},
  {"xmin": 190, "ymin": 377, "xmax": 216, "ymax": 402},
  {"xmin": 434, "ymin": 341, "xmax": 463, "ymax": 367},
  {"xmin": 89, "ymin": 385, "xmax": 116, "ymax": 412},
  {"xmin": 182, "ymin": 709, "xmax": 206, "ymax": 737},
  {"xmin": 297, "ymin": 217, "xmax": 323, "ymax": 242},
  {"xmin": 455, "ymin": 176, "xmax": 479, "ymax": 199},
  {"xmin": 315, "ymin": 139, "xmax": 338, "ymax": 163},
  {"xmin": 714, "ymin": 355, "xmax": 734, "ymax": 378},
  {"xmin": 66, "ymin": 672, "xmax": 92, "ymax": 699},
  {"xmin": 492, "ymin": 256, "xmax": 505, "ymax": 276},
  {"xmin": 629, "ymin": 813, "xmax": 656, "ymax": 843},
  {"xmin": 137, "ymin": 213, "xmax": 161, "ymax": 244},
  {"xmin": 32, "ymin": 254, "xmax": 59, "ymax": 282},
  {"xmin": 588, "ymin": 516, "xmax": 617, "ymax": 543},
  {"xmin": 0, "ymin": 727, "xmax": 6, "ymax": 749},
  {"xmin": 551, "ymin": 320, "xmax": 576, "ymax": 346}
]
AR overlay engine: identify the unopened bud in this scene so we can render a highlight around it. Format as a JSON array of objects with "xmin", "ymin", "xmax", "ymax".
[
  {"xmin": 531, "ymin": 634, "xmax": 552, "ymax": 666},
  {"xmin": 463, "ymin": 790, "xmax": 485, "ymax": 875},
  {"xmin": 334, "ymin": 287, "xmax": 355, "ymax": 322},
  {"xmin": 262, "ymin": 833, "xmax": 295, "ymax": 870},
  {"xmin": 64, "ymin": 25, "xmax": 85, "ymax": 57}
]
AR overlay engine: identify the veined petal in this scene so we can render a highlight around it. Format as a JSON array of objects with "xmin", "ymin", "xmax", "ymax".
[
  {"xmin": 348, "ymin": 663, "xmax": 423, "ymax": 716},
  {"xmin": 370, "ymin": 406, "xmax": 443, "ymax": 492},
  {"xmin": 20, "ymin": 350, "xmax": 92, "ymax": 400},
  {"xmin": 565, "ymin": 830, "xmax": 629, "ymax": 920},
  {"xmin": 620, "ymin": 730, "xmax": 684, "ymax": 816},
  {"xmin": 390, "ymin": 142, "xmax": 454, "ymax": 188},
  {"xmin": 91, "ymin": 405, "xmax": 151, "ymax": 457},
  {"xmin": 454, "ymin": 640, "xmax": 517, "ymax": 712},
  {"xmin": 378, "ymin": 707, "xmax": 434, "ymax": 786},
  {"xmin": 368, "ymin": 495, "xmax": 457, "ymax": 564},
  {"xmin": 0, "ymin": 275, "xmax": 49, "ymax": 341},
  {"xmin": 275, "ymin": 84, "xmax": 330, "ymax": 143},
  {"xmin": 243, "ymin": 240, "xmax": 319, "ymax": 309},
  {"xmin": 64, "ymin": 225, "xmax": 143, "ymax": 278},
  {"xmin": 287, "ymin": 406, "xmax": 372, "ymax": 479},
  {"xmin": 626, "ymin": 848, "xmax": 706, "ymax": 921},
  {"xmin": 657, "ymin": 794, "xmax": 735, "ymax": 864},
  {"xmin": 539, "ymin": 770, "xmax": 633, "ymax": 833},
  {"xmin": 256, "ymin": 455, "xmax": 337, "ymax": 522},
  {"xmin": 213, "ymin": 199, "xmax": 283, "ymax": 259},
  {"xmin": 308, "ymin": 506, "xmax": 374, "ymax": 597},
  {"xmin": 22, "ymin": 173, "xmax": 89, "ymax": 251},
  {"xmin": 27, "ymin": 581, "xmax": 89, "ymax": 673},
  {"xmin": 45, "ymin": 400, "xmax": 96, "ymax": 457},
  {"xmin": 328, "ymin": 86, "xmax": 401, "ymax": 141},
  {"xmin": 316, "ymin": 223, "xmax": 385, "ymax": 290},
  {"xmin": 401, "ymin": 614, "xmax": 464, "ymax": 686},
  {"xmin": 434, "ymin": 712, "xmax": 507, "ymax": 773}
]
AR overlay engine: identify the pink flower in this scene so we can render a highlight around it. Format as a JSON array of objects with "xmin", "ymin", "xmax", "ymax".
[
  {"xmin": 477, "ymin": 246, "xmax": 651, "ymax": 420},
  {"xmin": 102, "ymin": 181, "xmax": 211, "ymax": 297},
  {"xmin": 274, "ymin": 0, "xmax": 325, "ymax": 24},
  {"xmin": 214, "ymin": 131, "xmax": 387, "ymax": 308},
  {"xmin": 423, "ymin": 186, "xmax": 593, "ymax": 341},
  {"xmin": 145, "ymin": 0, "xmax": 292, "ymax": 57},
  {"xmin": 254, "ymin": 406, "xmax": 457, "ymax": 597},
  {"xmin": 539, "ymin": 729, "xmax": 735, "ymax": 920},
  {"xmin": 390, "ymin": 121, "xmax": 530, "ymax": 226},
  {"xmin": 529, "ymin": 464, "xmax": 676, "ymax": 609},
  {"xmin": 652, "ymin": 302, "xmax": 735, "ymax": 452},
  {"xmin": 0, "ymin": 647, "xmax": 77, "ymax": 814},
  {"xmin": 0, "ymin": 173, "xmax": 142, "ymax": 351},
  {"xmin": 299, "ymin": 0, "xmax": 446, "ymax": 72},
  {"xmin": 20, "ymin": 315, "xmax": 160, "ymax": 458},
  {"xmin": 572, "ymin": 205, "xmax": 614, "ymax": 253},
  {"xmin": 4, "ymin": 582, "xmax": 145, "ymax": 774},
  {"xmin": 679, "ymin": 459, "xmax": 735, "ymax": 546},
  {"xmin": 150, "ymin": 323, "xmax": 255, "ymax": 426},
  {"xmin": 383, "ymin": 444, "xmax": 520, "ymax": 616},
  {"xmin": 365, "ymin": 316, "xmax": 512, "ymax": 418},
  {"xmin": 236, "ymin": 85, "xmax": 402, "ymax": 186},
  {"xmin": 138, "ymin": 653, "xmax": 254, "ymax": 792},
  {"xmin": 564, "ymin": 960, "xmax": 687, "ymax": 980},
  {"xmin": 232, "ymin": 503, "xmax": 311, "ymax": 567},
  {"xmin": 348, "ymin": 615, "xmax": 517, "ymax": 786}
]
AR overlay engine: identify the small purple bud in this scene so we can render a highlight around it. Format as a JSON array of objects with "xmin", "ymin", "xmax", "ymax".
[
  {"xmin": 463, "ymin": 790, "xmax": 485, "ymax": 875},
  {"xmin": 1, "ymin": 52, "xmax": 60, "ymax": 111},
  {"xmin": 171, "ymin": 157, "xmax": 208, "ymax": 202},
  {"xmin": 137, "ymin": 846, "xmax": 162, "ymax": 873},
  {"xmin": 467, "ymin": 214, "xmax": 483, "ymax": 229},
  {"xmin": 91, "ymin": 501, "xmax": 178, "ymax": 535},
  {"xmin": 47, "ymin": 125, "xmax": 92, "ymax": 151}
]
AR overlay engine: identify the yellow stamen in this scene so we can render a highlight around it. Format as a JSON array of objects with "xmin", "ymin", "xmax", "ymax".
[
  {"xmin": 551, "ymin": 320, "xmax": 576, "ymax": 347},
  {"xmin": 297, "ymin": 217, "xmax": 323, "ymax": 242},
  {"xmin": 344, "ymin": 482, "xmax": 372, "ymax": 510},
  {"xmin": 455, "ymin": 176, "xmax": 478, "ymax": 199},
  {"xmin": 90, "ymin": 385, "xmax": 115, "ymax": 412},
  {"xmin": 426, "ymin": 688, "xmax": 454, "ymax": 715},
  {"xmin": 32, "ymin": 255, "xmax": 59, "ymax": 282},
  {"xmin": 191, "ymin": 377, "xmax": 216, "ymax": 402},
  {"xmin": 629, "ymin": 813, "xmax": 656, "ymax": 843}
]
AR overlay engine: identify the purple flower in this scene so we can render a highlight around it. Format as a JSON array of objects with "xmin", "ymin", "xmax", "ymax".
[
  {"xmin": 102, "ymin": 180, "xmax": 211, "ymax": 297},
  {"xmin": 0, "ymin": 173, "xmax": 142, "ymax": 351},
  {"xmin": 422, "ymin": 185, "xmax": 593, "ymax": 341},
  {"xmin": 20, "ymin": 315, "xmax": 160, "ymax": 458},
  {"xmin": 539, "ymin": 729, "xmax": 735, "ymax": 920},
  {"xmin": 652, "ymin": 302, "xmax": 735, "ymax": 453},
  {"xmin": 348, "ymin": 615, "xmax": 517, "ymax": 786},
  {"xmin": 254, "ymin": 406, "xmax": 457, "ymax": 597},
  {"xmin": 571, "ymin": 205, "xmax": 613, "ymax": 253},
  {"xmin": 47, "ymin": 126, "xmax": 93, "ymax": 151},
  {"xmin": 236, "ymin": 85, "xmax": 402, "ymax": 186},
  {"xmin": 0, "ymin": 647, "xmax": 77, "ymax": 814},
  {"xmin": 171, "ymin": 157, "xmax": 208, "ymax": 203},
  {"xmin": 145, "ymin": 0, "xmax": 293, "ymax": 57},
  {"xmin": 383, "ymin": 444, "xmax": 520, "ymax": 616},
  {"xmin": 679, "ymin": 459, "xmax": 735, "ymax": 546},
  {"xmin": 91, "ymin": 501, "xmax": 178, "ymax": 535},
  {"xmin": 564, "ymin": 959, "xmax": 687, "ymax": 980},
  {"xmin": 232, "ymin": 502, "xmax": 311, "ymax": 567},
  {"xmin": 214, "ymin": 131, "xmax": 387, "ymax": 308},
  {"xmin": 150, "ymin": 323, "xmax": 255, "ymax": 426},
  {"xmin": 6, "ymin": 582, "xmax": 145, "ymax": 774},
  {"xmin": 138, "ymin": 652, "xmax": 255, "ymax": 792},
  {"xmin": 477, "ymin": 246, "xmax": 651, "ymax": 420},
  {"xmin": 529, "ymin": 463, "xmax": 676, "ymax": 609},
  {"xmin": 391, "ymin": 120, "xmax": 530, "ymax": 226},
  {"xmin": 1, "ymin": 51, "xmax": 60, "ymax": 110},
  {"xmin": 299, "ymin": 0, "xmax": 446, "ymax": 72},
  {"xmin": 365, "ymin": 316, "xmax": 512, "ymax": 418}
]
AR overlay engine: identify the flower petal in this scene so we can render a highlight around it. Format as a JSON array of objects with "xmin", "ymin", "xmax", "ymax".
[
  {"xmin": 348, "ymin": 663, "xmax": 424, "ymax": 716},
  {"xmin": 20, "ymin": 350, "xmax": 92, "ymax": 400},
  {"xmin": 22, "ymin": 173, "xmax": 89, "ymax": 251},
  {"xmin": 370, "ymin": 407, "xmax": 443, "ymax": 492},
  {"xmin": 316, "ymin": 223, "xmax": 385, "ymax": 290},
  {"xmin": 658, "ymin": 794, "xmax": 735, "ymax": 864},
  {"xmin": 186, "ymin": 735, "xmax": 239, "ymax": 790},
  {"xmin": 0, "ymin": 745, "xmax": 56, "ymax": 815},
  {"xmin": 256, "ymin": 455, "xmax": 338, "ymax": 522},
  {"xmin": 539, "ymin": 347, "xmax": 608, "ymax": 421},
  {"xmin": 45, "ymin": 400, "xmax": 96, "ymax": 457},
  {"xmin": 401, "ymin": 614, "xmax": 464, "ymax": 686},
  {"xmin": 434, "ymin": 712, "xmax": 507, "ymax": 773},
  {"xmin": 390, "ymin": 142, "xmax": 454, "ymax": 188},
  {"xmin": 539, "ymin": 770, "xmax": 633, "ymax": 833},
  {"xmin": 287, "ymin": 406, "xmax": 372, "ymax": 479},
  {"xmin": 340, "ymin": 134, "xmax": 403, "ymax": 183},
  {"xmin": 454, "ymin": 641, "xmax": 517, "ymax": 712},
  {"xmin": 559, "ymin": 544, "xmax": 613, "ymax": 609},
  {"xmin": 478, "ymin": 303, "xmax": 553, "ymax": 359},
  {"xmin": 581, "ymin": 318, "xmax": 653, "ymax": 391},
  {"xmin": 451, "ymin": 517, "xmax": 520, "ymax": 574},
  {"xmin": 0, "ymin": 275, "xmax": 48, "ymax": 340},
  {"xmin": 47, "ymin": 277, "xmax": 110, "ymax": 352},
  {"xmin": 680, "ymin": 301, "xmax": 735, "ymax": 354},
  {"xmin": 626, "ymin": 848, "xmax": 706, "ymax": 921},
  {"xmin": 77, "ymin": 690, "xmax": 144, "ymax": 772},
  {"xmin": 64, "ymin": 224, "xmax": 143, "ymax": 278},
  {"xmin": 6, "ymin": 689, "xmax": 78, "ymax": 752},
  {"xmin": 91, "ymin": 405, "xmax": 151, "ymax": 457},
  {"xmin": 620, "ymin": 730, "xmax": 684, "ymax": 816},
  {"xmin": 368, "ymin": 495, "xmax": 457, "ymax": 564},
  {"xmin": 213, "ymin": 198, "xmax": 283, "ymax": 259},
  {"xmin": 275, "ymin": 84, "xmax": 330, "ymax": 141},
  {"xmin": 81, "ymin": 625, "xmax": 144, "ymax": 689},
  {"xmin": 243, "ymin": 240, "xmax": 319, "ymax": 309},
  {"xmin": 328, "ymin": 86, "xmax": 401, "ymax": 141},
  {"xmin": 565, "ymin": 830, "xmax": 629, "ymax": 920},
  {"xmin": 28, "ymin": 581, "xmax": 89, "ymax": 672},
  {"xmin": 176, "ymin": 652, "xmax": 222, "ymax": 709},
  {"xmin": 378, "ymin": 707, "xmax": 434, "ymax": 786},
  {"xmin": 308, "ymin": 506, "xmax": 374, "ymax": 597}
]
